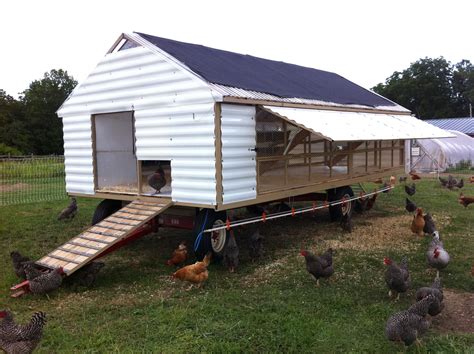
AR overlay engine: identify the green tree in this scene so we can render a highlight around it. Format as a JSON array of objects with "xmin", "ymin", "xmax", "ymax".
[
  {"xmin": 21, "ymin": 69, "xmax": 77, "ymax": 154},
  {"xmin": 452, "ymin": 60, "xmax": 474, "ymax": 117},
  {"xmin": 0, "ymin": 89, "xmax": 28, "ymax": 154},
  {"xmin": 373, "ymin": 58, "xmax": 473, "ymax": 119}
]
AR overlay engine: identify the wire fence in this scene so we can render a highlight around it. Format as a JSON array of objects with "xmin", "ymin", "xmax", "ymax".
[{"xmin": 0, "ymin": 155, "xmax": 67, "ymax": 206}]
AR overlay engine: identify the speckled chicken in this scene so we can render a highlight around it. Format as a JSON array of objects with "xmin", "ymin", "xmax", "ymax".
[
  {"xmin": 411, "ymin": 208, "xmax": 425, "ymax": 236},
  {"xmin": 423, "ymin": 213, "xmax": 436, "ymax": 235},
  {"xmin": 399, "ymin": 176, "xmax": 407, "ymax": 183},
  {"xmin": 405, "ymin": 183, "xmax": 416, "ymax": 196},
  {"xmin": 385, "ymin": 294, "xmax": 435, "ymax": 346},
  {"xmin": 28, "ymin": 267, "xmax": 65, "ymax": 295},
  {"xmin": 384, "ymin": 257, "xmax": 410, "ymax": 300},
  {"xmin": 300, "ymin": 248, "xmax": 334, "ymax": 287},
  {"xmin": 426, "ymin": 231, "xmax": 450, "ymax": 277},
  {"xmin": 0, "ymin": 310, "xmax": 47, "ymax": 354},
  {"xmin": 415, "ymin": 276, "xmax": 444, "ymax": 316},
  {"xmin": 57, "ymin": 197, "xmax": 78, "ymax": 220},
  {"xmin": 446, "ymin": 175, "xmax": 458, "ymax": 190},
  {"xmin": 23, "ymin": 263, "xmax": 43, "ymax": 281},
  {"xmin": 439, "ymin": 176, "xmax": 448, "ymax": 187},
  {"xmin": 147, "ymin": 165, "xmax": 166, "ymax": 194},
  {"xmin": 249, "ymin": 226, "xmax": 264, "ymax": 260},
  {"xmin": 405, "ymin": 198, "xmax": 416, "ymax": 213},
  {"xmin": 223, "ymin": 231, "xmax": 239, "ymax": 273},
  {"xmin": 166, "ymin": 241, "xmax": 188, "ymax": 266}
]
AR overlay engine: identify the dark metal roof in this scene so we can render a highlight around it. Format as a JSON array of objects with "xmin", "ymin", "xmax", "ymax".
[
  {"xmin": 425, "ymin": 118, "xmax": 474, "ymax": 135},
  {"xmin": 136, "ymin": 32, "xmax": 396, "ymax": 108}
]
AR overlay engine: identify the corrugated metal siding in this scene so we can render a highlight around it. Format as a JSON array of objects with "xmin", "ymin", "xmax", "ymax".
[
  {"xmin": 59, "ymin": 46, "xmax": 218, "ymax": 204},
  {"xmin": 221, "ymin": 104, "xmax": 257, "ymax": 204},
  {"xmin": 425, "ymin": 118, "xmax": 474, "ymax": 135},
  {"xmin": 62, "ymin": 115, "xmax": 94, "ymax": 194}
]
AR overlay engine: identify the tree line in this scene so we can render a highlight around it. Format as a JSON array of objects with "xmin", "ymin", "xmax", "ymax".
[
  {"xmin": 1, "ymin": 58, "xmax": 473, "ymax": 155},
  {"xmin": 373, "ymin": 57, "xmax": 473, "ymax": 119},
  {"xmin": 0, "ymin": 69, "xmax": 76, "ymax": 155}
]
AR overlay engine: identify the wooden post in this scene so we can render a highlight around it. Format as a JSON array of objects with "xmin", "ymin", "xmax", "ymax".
[
  {"xmin": 365, "ymin": 141, "xmax": 368, "ymax": 173},
  {"xmin": 214, "ymin": 103, "xmax": 223, "ymax": 206},
  {"xmin": 347, "ymin": 142, "xmax": 353, "ymax": 176},
  {"xmin": 308, "ymin": 135, "xmax": 312, "ymax": 181},
  {"xmin": 283, "ymin": 121, "xmax": 288, "ymax": 185},
  {"xmin": 329, "ymin": 141, "xmax": 333, "ymax": 178}
]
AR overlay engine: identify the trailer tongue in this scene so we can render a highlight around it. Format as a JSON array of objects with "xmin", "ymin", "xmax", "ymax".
[{"xmin": 10, "ymin": 199, "xmax": 172, "ymax": 297}]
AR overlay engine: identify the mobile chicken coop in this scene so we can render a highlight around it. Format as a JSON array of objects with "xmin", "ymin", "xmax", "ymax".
[{"xmin": 27, "ymin": 32, "xmax": 454, "ymax": 279}]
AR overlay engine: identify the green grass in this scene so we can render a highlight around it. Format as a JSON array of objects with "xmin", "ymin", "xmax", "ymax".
[{"xmin": 0, "ymin": 176, "xmax": 473, "ymax": 353}]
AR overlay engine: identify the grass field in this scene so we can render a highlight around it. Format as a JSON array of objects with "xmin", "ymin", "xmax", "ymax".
[{"xmin": 0, "ymin": 176, "xmax": 473, "ymax": 352}]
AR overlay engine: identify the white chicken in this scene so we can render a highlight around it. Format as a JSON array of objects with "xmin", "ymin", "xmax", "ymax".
[{"xmin": 426, "ymin": 231, "xmax": 450, "ymax": 277}]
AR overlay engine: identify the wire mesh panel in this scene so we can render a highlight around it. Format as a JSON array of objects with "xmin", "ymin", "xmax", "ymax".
[{"xmin": 0, "ymin": 155, "xmax": 66, "ymax": 206}]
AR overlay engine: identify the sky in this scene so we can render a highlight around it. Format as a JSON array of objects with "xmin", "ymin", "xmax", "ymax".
[{"xmin": 1, "ymin": 0, "xmax": 473, "ymax": 98}]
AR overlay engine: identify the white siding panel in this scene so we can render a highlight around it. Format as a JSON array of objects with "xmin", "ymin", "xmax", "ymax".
[
  {"xmin": 58, "ymin": 46, "xmax": 218, "ymax": 205},
  {"xmin": 62, "ymin": 115, "xmax": 94, "ymax": 194},
  {"xmin": 221, "ymin": 104, "xmax": 257, "ymax": 205}
]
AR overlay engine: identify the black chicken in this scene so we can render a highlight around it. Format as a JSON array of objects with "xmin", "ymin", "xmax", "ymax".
[
  {"xmin": 456, "ymin": 179, "xmax": 464, "ymax": 189},
  {"xmin": 300, "ymin": 248, "xmax": 334, "ymax": 286},
  {"xmin": 354, "ymin": 192, "xmax": 369, "ymax": 214},
  {"xmin": 385, "ymin": 294, "xmax": 435, "ymax": 346},
  {"xmin": 249, "ymin": 227, "xmax": 264, "ymax": 260},
  {"xmin": 57, "ymin": 197, "xmax": 78, "ymax": 221},
  {"xmin": 223, "ymin": 231, "xmax": 239, "ymax": 273},
  {"xmin": 405, "ymin": 198, "xmax": 417, "ymax": 213},
  {"xmin": 340, "ymin": 213, "xmax": 352, "ymax": 233},
  {"xmin": 68, "ymin": 262, "xmax": 105, "ymax": 288},
  {"xmin": 28, "ymin": 267, "xmax": 65, "ymax": 295},
  {"xmin": 384, "ymin": 257, "xmax": 411, "ymax": 300},
  {"xmin": 0, "ymin": 310, "xmax": 47, "ymax": 354},
  {"xmin": 147, "ymin": 165, "xmax": 166, "ymax": 194},
  {"xmin": 404, "ymin": 183, "xmax": 416, "ymax": 196},
  {"xmin": 439, "ymin": 176, "xmax": 448, "ymax": 187},
  {"xmin": 415, "ymin": 276, "xmax": 444, "ymax": 316},
  {"xmin": 446, "ymin": 175, "xmax": 458, "ymax": 190},
  {"xmin": 10, "ymin": 251, "xmax": 31, "ymax": 280},
  {"xmin": 423, "ymin": 213, "xmax": 436, "ymax": 235}
]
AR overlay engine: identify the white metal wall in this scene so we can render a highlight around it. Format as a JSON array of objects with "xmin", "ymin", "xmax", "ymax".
[
  {"xmin": 58, "ymin": 46, "xmax": 218, "ymax": 204},
  {"xmin": 220, "ymin": 104, "xmax": 257, "ymax": 204}
]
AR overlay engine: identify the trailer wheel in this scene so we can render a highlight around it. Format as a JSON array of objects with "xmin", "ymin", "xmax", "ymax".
[
  {"xmin": 91, "ymin": 199, "xmax": 123, "ymax": 225},
  {"xmin": 327, "ymin": 186, "xmax": 354, "ymax": 221},
  {"xmin": 193, "ymin": 209, "xmax": 228, "ymax": 260}
]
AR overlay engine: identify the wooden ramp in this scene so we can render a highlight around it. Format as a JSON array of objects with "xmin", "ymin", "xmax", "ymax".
[{"xmin": 36, "ymin": 199, "xmax": 172, "ymax": 275}]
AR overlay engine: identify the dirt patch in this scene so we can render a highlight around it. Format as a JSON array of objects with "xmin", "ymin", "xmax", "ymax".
[
  {"xmin": 241, "ymin": 255, "xmax": 291, "ymax": 287},
  {"xmin": 432, "ymin": 289, "xmax": 474, "ymax": 334},
  {"xmin": 1, "ymin": 182, "xmax": 29, "ymax": 192},
  {"xmin": 322, "ymin": 212, "xmax": 452, "ymax": 253}
]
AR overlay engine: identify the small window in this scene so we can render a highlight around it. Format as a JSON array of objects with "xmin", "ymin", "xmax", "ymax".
[{"xmin": 119, "ymin": 39, "xmax": 140, "ymax": 51}]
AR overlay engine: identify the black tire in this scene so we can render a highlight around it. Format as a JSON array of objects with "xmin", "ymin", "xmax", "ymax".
[
  {"xmin": 91, "ymin": 199, "xmax": 123, "ymax": 225},
  {"xmin": 193, "ymin": 209, "xmax": 228, "ymax": 260},
  {"xmin": 327, "ymin": 186, "xmax": 354, "ymax": 222}
]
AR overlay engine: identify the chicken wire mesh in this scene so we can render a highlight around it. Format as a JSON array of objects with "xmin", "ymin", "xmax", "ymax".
[{"xmin": 0, "ymin": 155, "xmax": 67, "ymax": 206}]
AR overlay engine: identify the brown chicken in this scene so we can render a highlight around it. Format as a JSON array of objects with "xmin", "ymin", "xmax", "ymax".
[
  {"xmin": 458, "ymin": 193, "xmax": 474, "ymax": 208},
  {"xmin": 354, "ymin": 192, "xmax": 369, "ymax": 214},
  {"xmin": 166, "ymin": 241, "xmax": 188, "ymax": 266},
  {"xmin": 410, "ymin": 172, "xmax": 421, "ymax": 180},
  {"xmin": 172, "ymin": 252, "xmax": 211, "ymax": 288},
  {"xmin": 411, "ymin": 208, "xmax": 425, "ymax": 236},
  {"xmin": 469, "ymin": 176, "xmax": 474, "ymax": 184}
]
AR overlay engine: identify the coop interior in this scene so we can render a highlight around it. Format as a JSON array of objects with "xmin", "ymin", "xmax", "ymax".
[
  {"xmin": 94, "ymin": 111, "xmax": 139, "ymax": 194},
  {"xmin": 255, "ymin": 109, "xmax": 405, "ymax": 193},
  {"xmin": 139, "ymin": 160, "xmax": 172, "ymax": 197}
]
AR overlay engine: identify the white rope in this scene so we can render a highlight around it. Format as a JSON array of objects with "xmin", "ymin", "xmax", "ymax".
[{"xmin": 203, "ymin": 185, "xmax": 394, "ymax": 233}]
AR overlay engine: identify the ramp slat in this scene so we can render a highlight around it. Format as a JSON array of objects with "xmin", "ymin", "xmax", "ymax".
[{"xmin": 35, "ymin": 199, "xmax": 173, "ymax": 275}]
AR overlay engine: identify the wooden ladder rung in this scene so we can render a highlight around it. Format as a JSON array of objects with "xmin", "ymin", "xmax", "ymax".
[
  {"xmin": 121, "ymin": 207, "xmax": 156, "ymax": 216},
  {"xmin": 59, "ymin": 246, "xmax": 97, "ymax": 257},
  {"xmin": 89, "ymin": 229, "xmax": 123, "ymax": 237},
  {"xmin": 106, "ymin": 217, "xmax": 139, "ymax": 226},
  {"xmin": 79, "ymin": 234, "xmax": 113, "ymax": 244},
  {"xmin": 46, "ymin": 253, "xmax": 80, "ymax": 264},
  {"xmin": 113, "ymin": 212, "xmax": 148, "ymax": 221},
  {"xmin": 96, "ymin": 222, "xmax": 132, "ymax": 232},
  {"xmin": 69, "ymin": 240, "xmax": 104, "ymax": 250}
]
